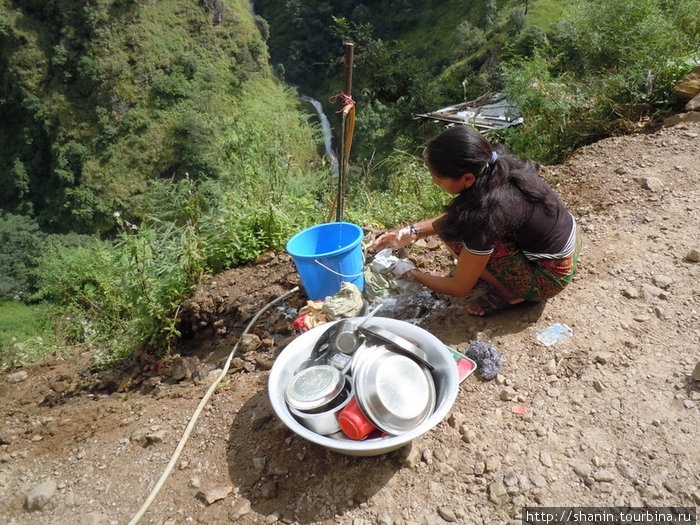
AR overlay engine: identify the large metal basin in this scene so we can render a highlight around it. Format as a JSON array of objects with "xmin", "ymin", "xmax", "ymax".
[{"xmin": 268, "ymin": 317, "xmax": 459, "ymax": 456}]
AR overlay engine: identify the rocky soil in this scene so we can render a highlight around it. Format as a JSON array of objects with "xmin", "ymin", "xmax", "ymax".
[{"xmin": 1, "ymin": 122, "xmax": 699, "ymax": 525}]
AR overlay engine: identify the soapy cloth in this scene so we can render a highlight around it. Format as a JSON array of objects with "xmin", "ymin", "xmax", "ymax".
[
  {"xmin": 391, "ymin": 259, "xmax": 416, "ymax": 278},
  {"xmin": 322, "ymin": 281, "xmax": 364, "ymax": 319},
  {"xmin": 463, "ymin": 341, "xmax": 503, "ymax": 380},
  {"xmin": 364, "ymin": 248, "xmax": 423, "ymax": 299},
  {"xmin": 370, "ymin": 248, "xmax": 415, "ymax": 275}
]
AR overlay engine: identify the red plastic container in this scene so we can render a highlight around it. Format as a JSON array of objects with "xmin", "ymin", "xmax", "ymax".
[{"xmin": 338, "ymin": 397, "xmax": 376, "ymax": 440}]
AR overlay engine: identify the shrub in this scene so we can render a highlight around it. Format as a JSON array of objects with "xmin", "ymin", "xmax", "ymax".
[
  {"xmin": 453, "ymin": 20, "xmax": 487, "ymax": 60},
  {"xmin": 501, "ymin": 0, "xmax": 700, "ymax": 163},
  {"xmin": 502, "ymin": 51, "xmax": 589, "ymax": 164},
  {"xmin": 344, "ymin": 151, "xmax": 448, "ymax": 228},
  {"xmin": 32, "ymin": 220, "xmax": 195, "ymax": 367},
  {"xmin": 0, "ymin": 213, "xmax": 45, "ymax": 299},
  {"xmin": 151, "ymin": 67, "xmax": 191, "ymax": 105}
]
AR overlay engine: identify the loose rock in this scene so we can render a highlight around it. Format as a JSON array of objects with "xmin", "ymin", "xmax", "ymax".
[
  {"xmin": 400, "ymin": 442, "xmax": 422, "ymax": 468},
  {"xmin": 229, "ymin": 498, "xmax": 252, "ymax": 520},
  {"xmin": 488, "ymin": 481, "xmax": 509, "ymax": 504},
  {"xmin": 662, "ymin": 479, "xmax": 683, "ymax": 495},
  {"xmin": 170, "ymin": 356, "xmax": 200, "ymax": 381},
  {"xmin": 692, "ymin": 362, "xmax": 700, "ymax": 382},
  {"xmin": 198, "ymin": 484, "xmax": 233, "ymax": 505},
  {"xmin": 239, "ymin": 333, "xmax": 262, "ymax": 353},
  {"xmin": 7, "ymin": 370, "xmax": 29, "ymax": 383},
  {"xmin": 145, "ymin": 430, "xmax": 166, "ymax": 444},
  {"xmin": 651, "ymin": 275, "xmax": 672, "ymax": 289},
  {"xmin": 260, "ymin": 480, "xmax": 278, "ymax": 499},
  {"xmin": 621, "ymin": 287, "xmax": 640, "ymax": 299},
  {"xmin": 540, "ymin": 451, "xmax": 553, "ymax": 467},
  {"xmin": 437, "ymin": 506, "xmax": 458, "ymax": 522},
  {"xmin": 500, "ymin": 387, "xmax": 516, "ymax": 401},
  {"xmin": 633, "ymin": 176, "xmax": 663, "ymax": 192},
  {"xmin": 531, "ymin": 475, "xmax": 547, "ymax": 488},
  {"xmin": 593, "ymin": 469, "xmax": 615, "ymax": 482},
  {"xmin": 684, "ymin": 249, "xmax": 700, "ymax": 262},
  {"xmin": 25, "ymin": 480, "xmax": 58, "ymax": 511}
]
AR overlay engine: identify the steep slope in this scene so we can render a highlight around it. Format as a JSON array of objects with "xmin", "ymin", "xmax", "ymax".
[{"xmin": 0, "ymin": 0, "xmax": 318, "ymax": 232}]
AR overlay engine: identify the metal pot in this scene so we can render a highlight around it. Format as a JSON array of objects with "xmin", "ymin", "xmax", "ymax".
[
  {"xmin": 284, "ymin": 365, "xmax": 346, "ymax": 413},
  {"xmin": 288, "ymin": 381, "xmax": 354, "ymax": 435}
]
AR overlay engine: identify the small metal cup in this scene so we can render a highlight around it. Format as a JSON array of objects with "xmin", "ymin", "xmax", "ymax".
[{"xmin": 332, "ymin": 320, "xmax": 359, "ymax": 354}]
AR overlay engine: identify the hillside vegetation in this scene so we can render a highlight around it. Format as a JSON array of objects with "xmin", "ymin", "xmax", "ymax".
[
  {"xmin": 0, "ymin": 0, "xmax": 328, "ymax": 365},
  {"xmin": 256, "ymin": 0, "xmax": 699, "ymax": 164},
  {"xmin": 0, "ymin": 0, "xmax": 319, "ymax": 233}
]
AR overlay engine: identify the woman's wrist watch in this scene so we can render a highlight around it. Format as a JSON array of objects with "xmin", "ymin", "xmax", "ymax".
[{"xmin": 409, "ymin": 224, "xmax": 419, "ymax": 238}]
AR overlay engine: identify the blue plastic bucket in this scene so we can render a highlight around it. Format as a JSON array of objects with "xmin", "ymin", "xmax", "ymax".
[{"xmin": 286, "ymin": 222, "xmax": 364, "ymax": 300}]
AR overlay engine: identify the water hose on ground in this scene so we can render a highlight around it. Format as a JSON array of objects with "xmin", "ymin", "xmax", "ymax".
[{"xmin": 128, "ymin": 286, "xmax": 300, "ymax": 525}]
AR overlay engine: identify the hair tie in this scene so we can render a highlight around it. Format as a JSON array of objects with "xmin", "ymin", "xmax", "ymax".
[{"xmin": 490, "ymin": 151, "xmax": 499, "ymax": 164}]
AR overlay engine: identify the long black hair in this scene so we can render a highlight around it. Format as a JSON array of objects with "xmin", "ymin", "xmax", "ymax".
[{"xmin": 425, "ymin": 125, "xmax": 558, "ymax": 245}]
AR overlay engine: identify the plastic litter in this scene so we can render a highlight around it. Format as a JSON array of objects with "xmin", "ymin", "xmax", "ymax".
[
  {"xmin": 536, "ymin": 323, "xmax": 573, "ymax": 346},
  {"xmin": 446, "ymin": 346, "xmax": 477, "ymax": 383}
]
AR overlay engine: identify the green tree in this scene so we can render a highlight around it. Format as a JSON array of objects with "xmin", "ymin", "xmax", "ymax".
[
  {"xmin": 0, "ymin": 214, "xmax": 45, "ymax": 297},
  {"xmin": 453, "ymin": 20, "xmax": 487, "ymax": 60}
]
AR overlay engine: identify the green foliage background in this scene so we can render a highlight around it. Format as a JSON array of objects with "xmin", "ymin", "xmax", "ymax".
[
  {"xmin": 255, "ymin": 0, "xmax": 699, "ymax": 166},
  {"xmin": 0, "ymin": 0, "xmax": 319, "ymax": 233}
]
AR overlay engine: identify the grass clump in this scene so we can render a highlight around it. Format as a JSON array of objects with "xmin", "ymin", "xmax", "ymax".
[{"xmin": 0, "ymin": 300, "xmax": 56, "ymax": 370}]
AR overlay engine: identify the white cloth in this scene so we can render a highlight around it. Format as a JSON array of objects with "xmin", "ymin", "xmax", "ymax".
[
  {"xmin": 370, "ymin": 248, "xmax": 417, "ymax": 279},
  {"xmin": 391, "ymin": 259, "xmax": 416, "ymax": 278}
]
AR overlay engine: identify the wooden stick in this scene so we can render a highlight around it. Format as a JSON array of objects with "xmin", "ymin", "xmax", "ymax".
[{"xmin": 336, "ymin": 42, "xmax": 354, "ymax": 223}]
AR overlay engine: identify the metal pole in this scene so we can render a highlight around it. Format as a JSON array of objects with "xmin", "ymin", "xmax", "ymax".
[{"xmin": 336, "ymin": 42, "xmax": 354, "ymax": 222}]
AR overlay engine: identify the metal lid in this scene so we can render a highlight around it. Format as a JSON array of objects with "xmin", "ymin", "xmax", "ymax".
[
  {"xmin": 358, "ymin": 324, "xmax": 434, "ymax": 371},
  {"xmin": 350, "ymin": 341, "xmax": 381, "ymax": 375},
  {"xmin": 353, "ymin": 348, "xmax": 436, "ymax": 435},
  {"xmin": 284, "ymin": 365, "xmax": 345, "ymax": 412}
]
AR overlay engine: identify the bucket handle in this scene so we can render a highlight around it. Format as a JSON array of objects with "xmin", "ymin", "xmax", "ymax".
[{"xmin": 313, "ymin": 258, "xmax": 364, "ymax": 278}]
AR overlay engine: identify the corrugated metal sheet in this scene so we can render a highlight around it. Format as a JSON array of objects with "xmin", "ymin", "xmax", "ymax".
[{"xmin": 416, "ymin": 92, "xmax": 523, "ymax": 131}]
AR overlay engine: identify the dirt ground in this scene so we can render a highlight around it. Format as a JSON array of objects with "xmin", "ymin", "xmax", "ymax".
[{"xmin": 1, "ymin": 122, "xmax": 698, "ymax": 525}]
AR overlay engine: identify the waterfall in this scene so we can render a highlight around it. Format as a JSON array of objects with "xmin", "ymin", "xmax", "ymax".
[{"xmin": 300, "ymin": 95, "xmax": 339, "ymax": 175}]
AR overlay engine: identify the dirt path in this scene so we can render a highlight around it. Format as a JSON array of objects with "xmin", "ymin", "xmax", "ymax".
[{"xmin": 1, "ymin": 123, "xmax": 698, "ymax": 525}]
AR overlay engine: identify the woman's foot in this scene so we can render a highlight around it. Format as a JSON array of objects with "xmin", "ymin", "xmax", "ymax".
[{"xmin": 467, "ymin": 290, "xmax": 526, "ymax": 317}]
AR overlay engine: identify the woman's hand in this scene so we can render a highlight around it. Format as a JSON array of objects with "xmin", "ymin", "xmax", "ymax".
[
  {"xmin": 374, "ymin": 226, "xmax": 414, "ymax": 251},
  {"xmin": 401, "ymin": 268, "xmax": 420, "ymax": 282}
]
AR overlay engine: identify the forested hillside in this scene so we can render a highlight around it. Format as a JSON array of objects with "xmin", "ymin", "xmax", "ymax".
[
  {"xmin": 0, "ymin": 0, "xmax": 319, "ymax": 233},
  {"xmin": 0, "ymin": 0, "xmax": 326, "ymax": 366}
]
